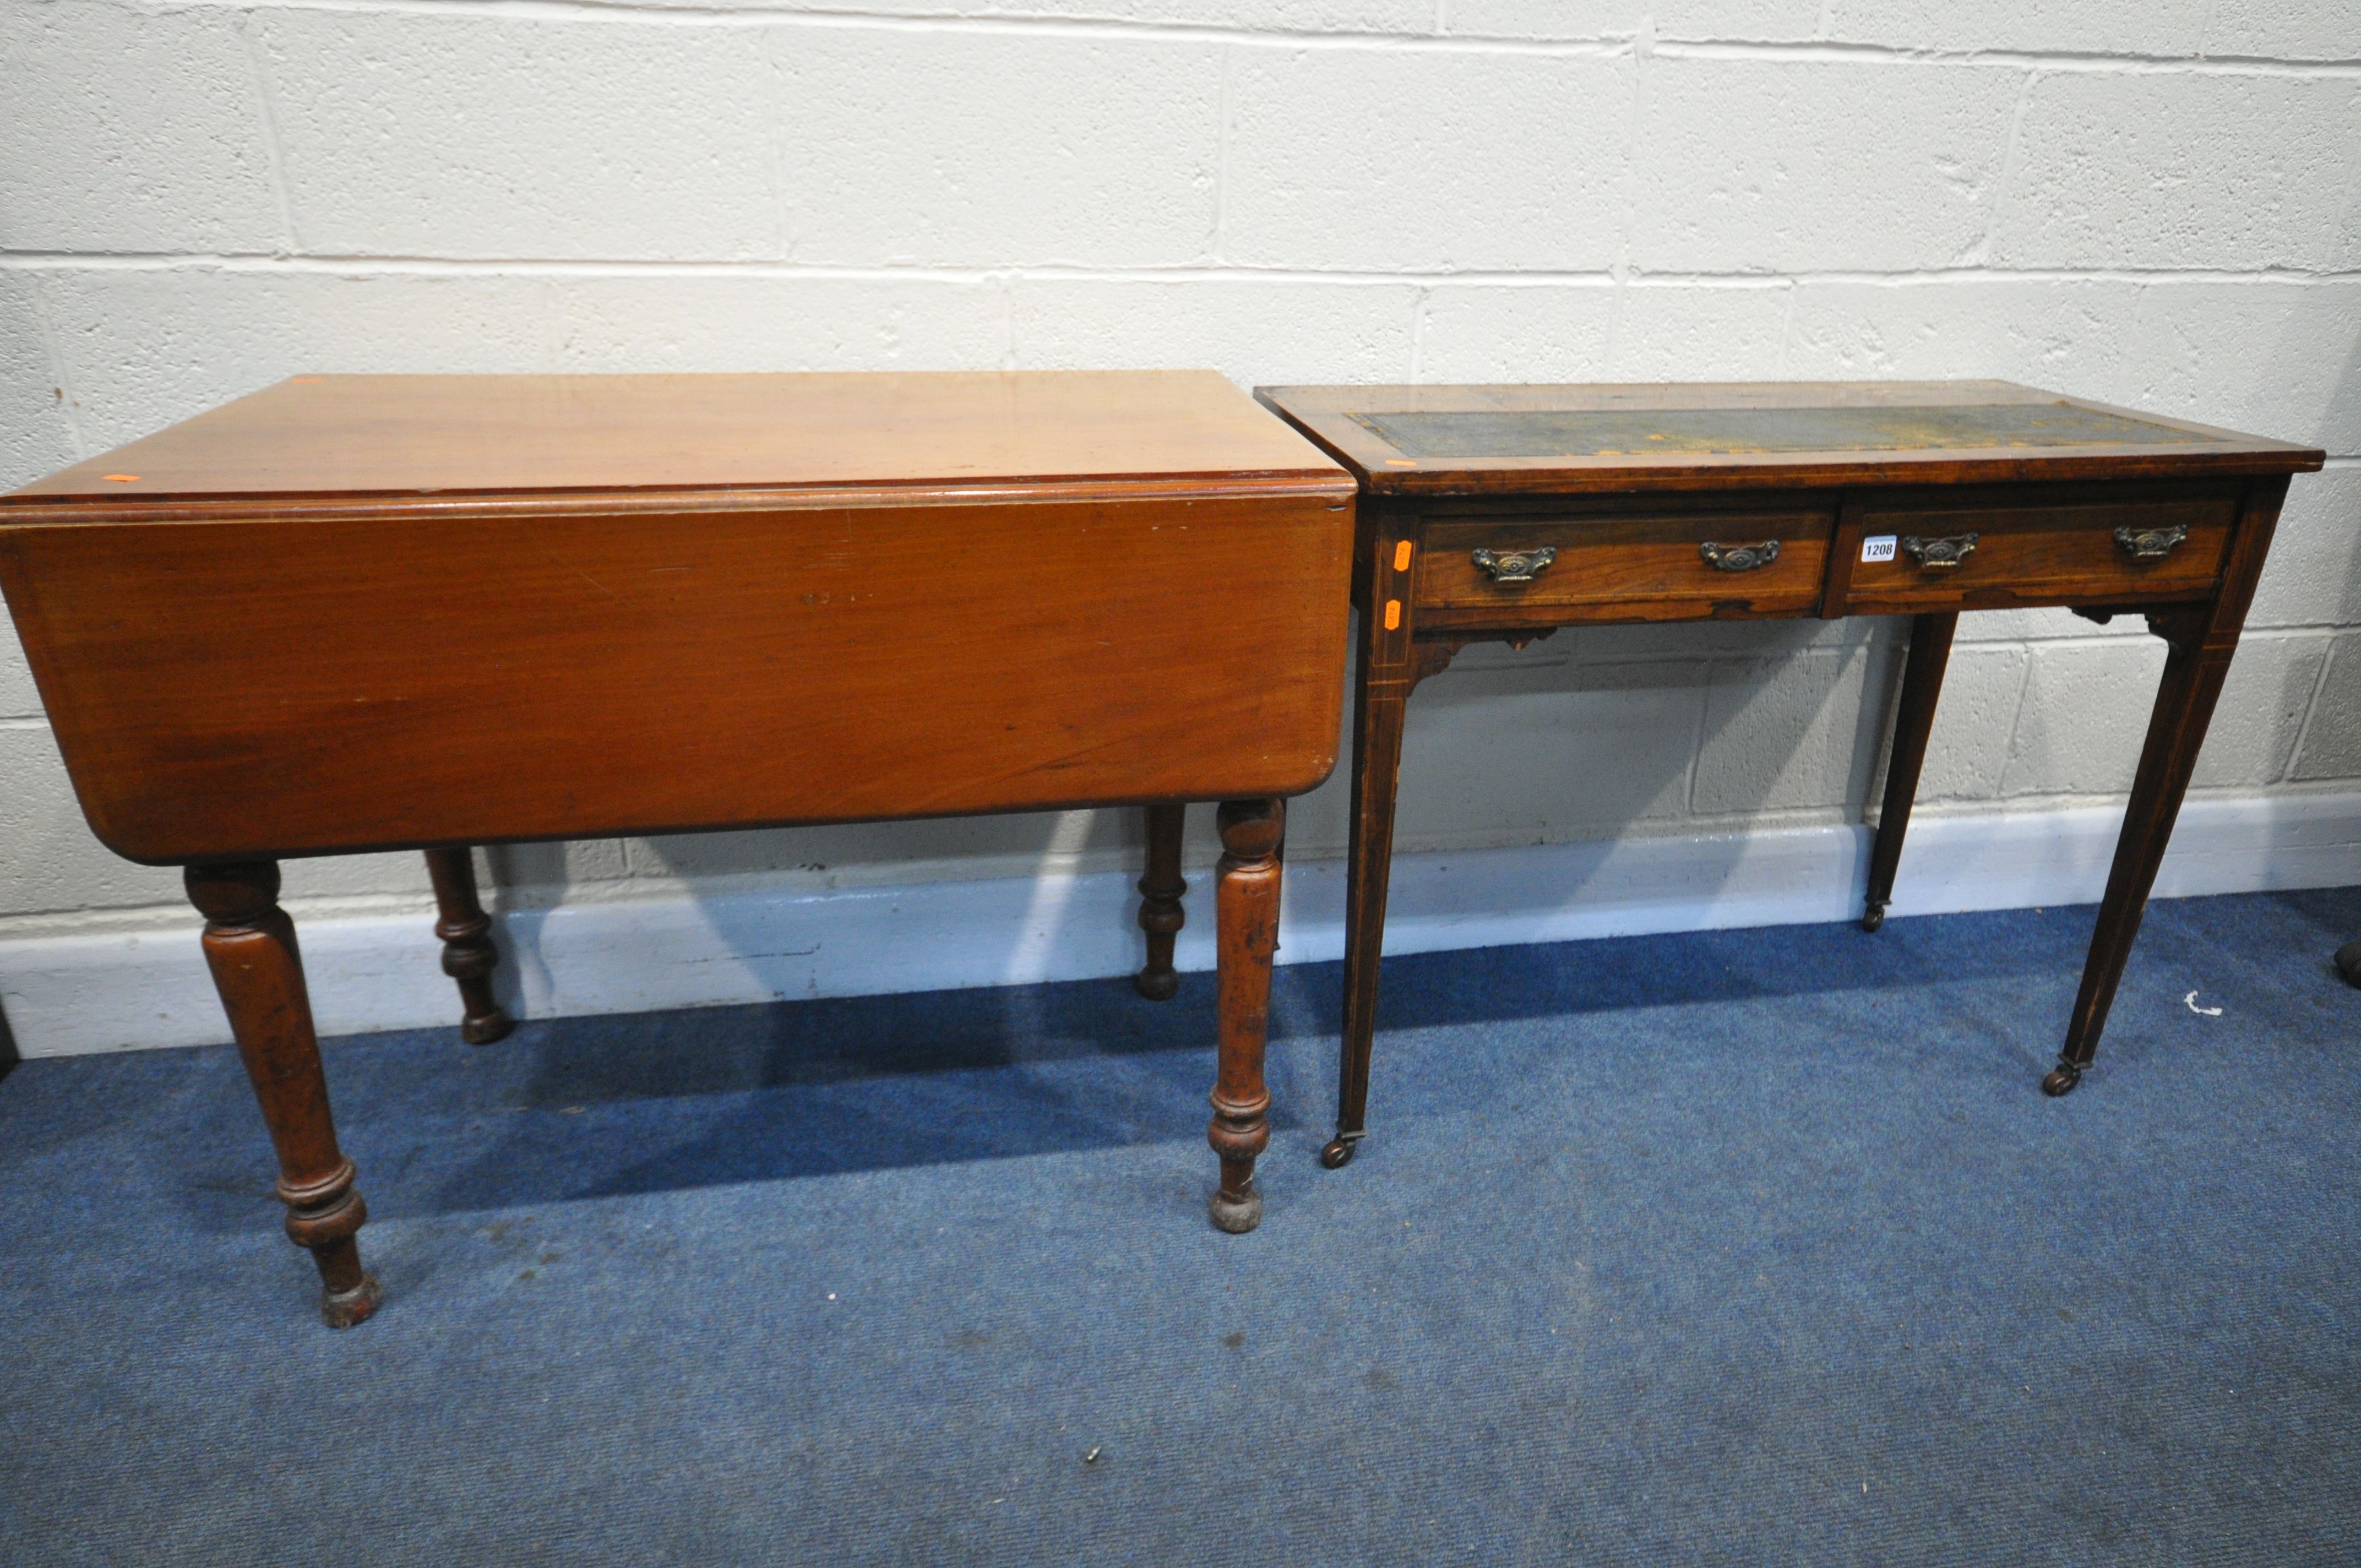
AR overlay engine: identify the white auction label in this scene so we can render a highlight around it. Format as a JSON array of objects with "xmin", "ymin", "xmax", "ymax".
[{"xmin": 1861, "ymin": 535, "xmax": 1898, "ymax": 563}]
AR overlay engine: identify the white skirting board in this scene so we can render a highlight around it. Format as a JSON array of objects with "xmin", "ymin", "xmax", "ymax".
[{"xmin": 6, "ymin": 790, "xmax": 2359, "ymax": 1059}]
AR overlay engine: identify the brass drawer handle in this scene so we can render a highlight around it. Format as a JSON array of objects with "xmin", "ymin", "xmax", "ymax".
[
  {"xmin": 1470, "ymin": 546, "xmax": 1557, "ymax": 584},
  {"xmin": 2114, "ymin": 523, "xmax": 2189, "ymax": 560},
  {"xmin": 1699, "ymin": 540, "xmax": 1781, "ymax": 573},
  {"xmin": 1900, "ymin": 533, "xmax": 1979, "ymax": 571}
]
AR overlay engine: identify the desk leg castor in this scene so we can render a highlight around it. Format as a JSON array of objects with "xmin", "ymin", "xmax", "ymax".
[
  {"xmin": 1319, "ymin": 1135, "xmax": 1359, "ymax": 1169},
  {"xmin": 2336, "ymin": 938, "xmax": 2361, "ymax": 988},
  {"xmin": 2042, "ymin": 1058, "xmax": 2082, "ymax": 1097},
  {"xmin": 1860, "ymin": 901, "xmax": 1887, "ymax": 934},
  {"xmin": 1133, "ymin": 804, "xmax": 1187, "ymax": 1002}
]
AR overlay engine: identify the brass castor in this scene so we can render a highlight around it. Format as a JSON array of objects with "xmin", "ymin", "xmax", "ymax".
[
  {"xmin": 2041, "ymin": 1061, "xmax": 2082, "ymax": 1097},
  {"xmin": 2336, "ymin": 938, "xmax": 2361, "ymax": 989},
  {"xmin": 1133, "ymin": 967, "xmax": 1179, "ymax": 1002},
  {"xmin": 1860, "ymin": 901, "xmax": 1887, "ymax": 933},
  {"xmin": 1319, "ymin": 1136, "xmax": 1358, "ymax": 1170}
]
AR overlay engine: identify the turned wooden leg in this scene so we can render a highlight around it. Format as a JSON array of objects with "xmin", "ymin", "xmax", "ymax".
[
  {"xmin": 1862, "ymin": 612, "xmax": 1957, "ymax": 932},
  {"xmin": 188, "ymin": 862, "xmax": 382, "ymax": 1328},
  {"xmin": 1208, "ymin": 798, "xmax": 1283, "ymax": 1234},
  {"xmin": 2046, "ymin": 478, "xmax": 2288, "ymax": 1097},
  {"xmin": 423, "ymin": 847, "xmax": 512, "ymax": 1045},
  {"xmin": 1133, "ymin": 803, "xmax": 1188, "ymax": 1001},
  {"xmin": 1328, "ymin": 521, "xmax": 1419, "ymax": 1170}
]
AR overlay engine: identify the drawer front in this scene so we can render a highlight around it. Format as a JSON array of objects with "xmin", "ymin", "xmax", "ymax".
[
  {"xmin": 1417, "ymin": 508, "xmax": 1834, "ymax": 627},
  {"xmin": 1836, "ymin": 495, "xmax": 2233, "ymax": 616}
]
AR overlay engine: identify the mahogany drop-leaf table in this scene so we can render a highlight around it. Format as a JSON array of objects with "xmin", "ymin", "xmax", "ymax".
[{"xmin": 0, "ymin": 370, "xmax": 1356, "ymax": 1326}]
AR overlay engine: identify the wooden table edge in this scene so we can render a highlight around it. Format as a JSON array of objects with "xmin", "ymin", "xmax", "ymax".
[{"xmin": 0, "ymin": 471, "xmax": 1358, "ymax": 526}]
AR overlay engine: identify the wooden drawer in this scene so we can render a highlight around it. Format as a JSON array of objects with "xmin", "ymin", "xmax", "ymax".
[
  {"xmin": 1415, "ymin": 508, "xmax": 1834, "ymax": 627},
  {"xmin": 1835, "ymin": 493, "xmax": 2233, "ymax": 616}
]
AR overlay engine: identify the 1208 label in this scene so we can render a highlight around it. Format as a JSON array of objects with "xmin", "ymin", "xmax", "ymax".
[{"xmin": 1860, "ymin": 535, "xmax": 1898, "ymax": 563}]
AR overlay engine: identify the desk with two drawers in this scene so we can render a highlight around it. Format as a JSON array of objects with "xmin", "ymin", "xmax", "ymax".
[{"xmin": 1251, "ymin": 382, "xmax": 2324, "ymax": 1166}]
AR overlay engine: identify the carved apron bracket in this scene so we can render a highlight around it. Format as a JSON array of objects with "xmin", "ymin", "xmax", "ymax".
[{"xmin": 1409, "ymin": 628, "xmax": 1560, "ymax": 689}]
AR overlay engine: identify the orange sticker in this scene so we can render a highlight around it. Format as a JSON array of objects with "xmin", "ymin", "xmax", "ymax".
[
  {"xmin": 1385, "ymin": 459, "xmax": 1417, "ymax": 467},
  {"xmin": 1392, "ymin": 540, "xmax": 1412, "ymax": 572},
  {"xmin": 102, "ymin": 473, "xmax": 140, "ymax": 483},
  {"xmin": 1384, "ymin": 600, "xmax": 1401, "ymax": 631}
]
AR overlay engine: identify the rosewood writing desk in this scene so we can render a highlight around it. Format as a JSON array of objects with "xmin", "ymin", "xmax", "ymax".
[
  {"xmin": 1246, "ymin": 382, "xmax": 2322, "ymax": 1168},
  {"xmin": 0, "ymin": 370, "xmax": 1355, "ymax": 1325}
]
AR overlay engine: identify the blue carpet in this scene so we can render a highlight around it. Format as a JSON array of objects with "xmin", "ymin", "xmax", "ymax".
[{"xmin": 3, "ymin": 888, "xmax": 2359, "ymax": 1565}]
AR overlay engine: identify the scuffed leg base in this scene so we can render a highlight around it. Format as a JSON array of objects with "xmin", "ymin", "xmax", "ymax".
[
  {"xmin": 320, "ymin": 1272, "xmax": 383, "ymax": 1330},
  {"xmin": 1208, "ymin": 1186, "xmax": 1263, "ymax": 1235},
  {"xmin": 460, "ymin": 1009, "xmax": 515, "ymax": 1046}
]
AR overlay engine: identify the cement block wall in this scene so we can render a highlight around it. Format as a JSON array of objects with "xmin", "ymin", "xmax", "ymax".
[{"xmin": 3, "ymin": 0, "xmax": 2357, "ymax": 963}]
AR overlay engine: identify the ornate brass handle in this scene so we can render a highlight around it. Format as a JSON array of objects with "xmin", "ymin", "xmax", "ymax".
[
  {"xmin": 1900, "ymin": 533, "xmax": 1979, "ymax": 571},
  {"xmin": 1699, "ymin": 540, "xmax": 1781, "ymax": 573},
  {"xmin": 2114, "ymin": 523, "xmax": 2189, "ymax": 560},
  {"xmin": 1470, "ymin": 546, "xmax": 1557, "ymax": 584}
]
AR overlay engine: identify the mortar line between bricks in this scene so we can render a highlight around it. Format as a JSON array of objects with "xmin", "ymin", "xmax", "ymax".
[
  {"xmin": 91, "ymin": 0, "xmax": 2361, "ymax": 73},
  {"xmin": 1651, "ymin": 41, "xmax": 2361, "ymax": 76},
  {"xmin": 3, "ymin": 255, "xmax": 2356, "ymax": 288},
  {"xmin": 129, "ymin": 0, "xmax": 1622, "ymax": 53}
]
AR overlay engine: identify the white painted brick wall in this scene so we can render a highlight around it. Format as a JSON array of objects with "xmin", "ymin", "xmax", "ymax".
[
  {"xmin": 259, "ymin": 13, "xmax": 786, "ymax": 260},
  {"xmin": 0, "ymin": 2, "xmax": 282, "ymax": 252},
  {"xmin": 1630, "ymin": 60, "xmax": 2022, "ymax": 273},
  {"xmin": 1993, "ymin": 75, "xmax": 2361, "ymax": 271},
  {"xmin": 2, "ymin": 0, "xmax": 2357, "ymax": 945},
  {"xmin": 1225, "ymin": 48, "xmax": 1631, "ymax": 271}
]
